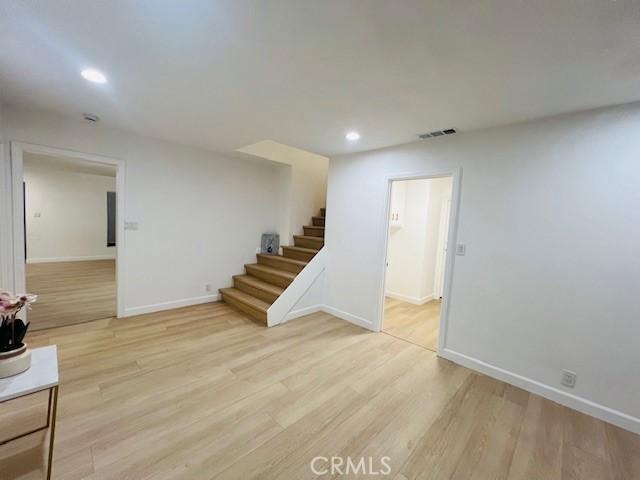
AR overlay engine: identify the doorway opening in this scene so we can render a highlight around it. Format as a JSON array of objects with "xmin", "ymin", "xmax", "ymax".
[
  {"xmin": 382, "ymin": 175, "xmax": 453, "ymax": 352},
  {"xmin": 20, "ymin": 150, "xmax": 119, "ymax": 330}
]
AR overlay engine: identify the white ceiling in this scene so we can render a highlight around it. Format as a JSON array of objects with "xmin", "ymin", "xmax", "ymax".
[{"xmin": 1, "ymin": 0, "xmax": 639, "ymax": 156}]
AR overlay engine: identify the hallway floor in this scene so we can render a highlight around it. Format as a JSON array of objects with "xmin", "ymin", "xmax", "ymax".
[
  {"xmin": 383, "ymin": 297, "xmax": 440, "ymax": 351},
  {"xmin": 26, "ymin": 260, "xmax": 116, "ymax": 330}
]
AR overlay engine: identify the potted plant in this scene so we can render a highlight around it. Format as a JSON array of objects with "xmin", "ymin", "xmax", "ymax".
[{"xmin": 0, "ymin": 291, "xmax": 37, "ymax": 378}]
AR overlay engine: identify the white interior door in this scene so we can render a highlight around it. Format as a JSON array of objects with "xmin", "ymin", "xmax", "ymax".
[{"xmin": 435, "ymin": 196, "xmax": 451, "ymax": 299}]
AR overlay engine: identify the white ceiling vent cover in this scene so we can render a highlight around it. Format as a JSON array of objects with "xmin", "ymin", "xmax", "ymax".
[
  {"xmin": 419, "ymin": 128, "xmax": 457, "ymax": 139},
  {"xmin": 82, "ymin": 113, "xmax": 100, "ymax": 123}
]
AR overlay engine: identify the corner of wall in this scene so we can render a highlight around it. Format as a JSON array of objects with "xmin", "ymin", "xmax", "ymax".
[
  {"xmin": 235, "ymin": 140, "xmax": 328, "ymax": 244},
  {"xmin": 440, "ymin": 348, "xmax": 640, "ymax": 435},
  {"xmin": 320, "ymin": 304, "xmax": 375, "ymax": 331}
]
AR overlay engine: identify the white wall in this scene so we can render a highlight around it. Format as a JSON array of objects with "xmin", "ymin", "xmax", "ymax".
[
  {"xmin": 385, "ymin": 177, "xmax": 451, "ymax": 304},
  {"xmin": 24, "ymin": 162, "xmax": 116, "ymax": 262},
  {"xmin": 325, "ymin": 102, "xmax": 640, "ymax": 433},
  {"xmin": 0, "ymin": 106, "xmax": 286, "ymax": 315},
  {"xmin": 237, "ymin": 140, "xmax": 329, "ymax": 242}
]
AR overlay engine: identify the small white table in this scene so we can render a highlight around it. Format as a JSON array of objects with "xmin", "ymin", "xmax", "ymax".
[{"xmin": 0, "ymin": 346, "xmax": 59, "ymax": 480}]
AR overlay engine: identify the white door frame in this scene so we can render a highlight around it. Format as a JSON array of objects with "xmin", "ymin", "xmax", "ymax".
[
  {"xmin": 0, "ymin": 142, "xmax": 14, "ymax": 292},
  {"xmin": 377, "ymin": 167, "xmax": 462, "ymax": 356},
  {"xmin": 7, "ymin": 142, "xmax": 126, "ymax": 318}
]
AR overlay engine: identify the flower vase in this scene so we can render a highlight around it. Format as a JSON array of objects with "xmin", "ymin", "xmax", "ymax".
[{"xmin": 0, "ymin": 343, "xmax": 32, "ymax": 378}]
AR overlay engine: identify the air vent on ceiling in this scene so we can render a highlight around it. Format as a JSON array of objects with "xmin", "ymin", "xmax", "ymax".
[
  {"xmin": 419, "ymin": 128, "xmax": 457, "ymax": 139},
  {"xmin": 82, "ymin": 113, "xmax": 100, "ymax": 123}
]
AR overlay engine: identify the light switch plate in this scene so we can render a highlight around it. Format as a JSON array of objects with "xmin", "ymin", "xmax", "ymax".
[{"xmin": 455, "ymin": 243, "xmax": 466, "ymax": 255}]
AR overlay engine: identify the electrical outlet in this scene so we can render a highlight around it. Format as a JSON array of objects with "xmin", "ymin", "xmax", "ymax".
[
  {"xmin": 205, "ymin": 284, "xmax": 212, "ymax": 292},
  {"xmin": 561, "ymin": 369, "xmax": 577, "ymax": 388}
]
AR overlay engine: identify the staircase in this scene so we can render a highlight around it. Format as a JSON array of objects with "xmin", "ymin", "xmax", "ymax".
[{"xmin": 220, "ymin": 208, "xmax": 325, "ymax": 324}]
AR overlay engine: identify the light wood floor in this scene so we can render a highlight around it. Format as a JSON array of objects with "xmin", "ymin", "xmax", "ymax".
[
  {"xmin": 384, "ymin": 297, "xmax": 440, "ymax": 351},
  {"xmin": 1, "ymin": 303, "xmax": 639, "ymax": 479},
  {"xmin": 26, "ymin": 260, "xmax": 116, "ymax": 330}
]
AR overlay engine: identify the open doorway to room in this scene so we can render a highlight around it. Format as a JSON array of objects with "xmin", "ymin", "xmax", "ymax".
[
  {"xmin": 22, "ymin": 152, "xmax": 118, "ymax": 330},
  {"xmin": 382, "ymin": 176, "xmax": 453, "ymax": 352}
]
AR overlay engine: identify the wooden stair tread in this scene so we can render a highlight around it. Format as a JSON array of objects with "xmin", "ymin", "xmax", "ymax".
[
  {"xmin": 282, "ymin": 245, "xmax": 320, "ymax": 261},
  {"xmin": 303, "ymin": 226, "xmax": 324, "ymax": 238},
  {"xmin": 245, "ymin": 263, "xmax": 297, "ymax": 280},
  {"xmin": 256, "ymin": 254, "xmax": 307, "ymax": 268},
  {"xmin": 303, "ymin": 225, "xmax": 325, "ymax": 236},
  {"xmin": 293, "ymin": 235, "xmax": 324, "ymax": 248},
  {"xmin": 219, "ymin": 287, "xmax": 269, "ymax": 312},
  {"xmin": 233, "ymin": 274, "xmax": 284, "ymax": 296},
  {"xmin": 294, "ymin": 235, "xmax": 323, "ymax": 241},
  {"xmin": 282, "ymin": 245, "xmax": 319, "ymax": 254}
]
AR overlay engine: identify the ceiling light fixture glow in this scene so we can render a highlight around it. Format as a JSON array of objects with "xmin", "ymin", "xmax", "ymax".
[
  {"xmin": 345, "ymin": 131, "xmax": 360, "ymax": 141},
  {"xmin": 81, "ymin": 68, "xmax": 107, "ymax": 84}
]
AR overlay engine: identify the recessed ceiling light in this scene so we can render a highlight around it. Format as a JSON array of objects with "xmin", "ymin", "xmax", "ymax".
[
  {"xmin": 81, "ymin": 68, "xmax": 107, "ymax": 84},
  {"xmin": 346, "ymin": 131, "xmax": 360, "ymax": 141}
]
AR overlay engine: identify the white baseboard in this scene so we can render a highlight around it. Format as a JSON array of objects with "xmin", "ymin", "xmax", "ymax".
[
  {"xmin": 321, "ymin": 305, "xmax": 375, "ymax": 331},
  {"xmin": 27, "ymin": 255, "xmax": 116, "ymax": 264},
  {"xmin": 123, "ymin": 293, "xmax": 220, "ymax": 317},
  {"xmin": 310, "ymin": 305, "xmax": 640, "ymax": 434},
  {"xmin": 385, "ymin": 291, "xmax": 434, "ymax": 305},
  {"xmin": 441, "ymin": 348, "xmax": 640, "ymax": 435},
  {"xmin": 283, "ymin": 304, "xmax": 323, "ymax": 322}
]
